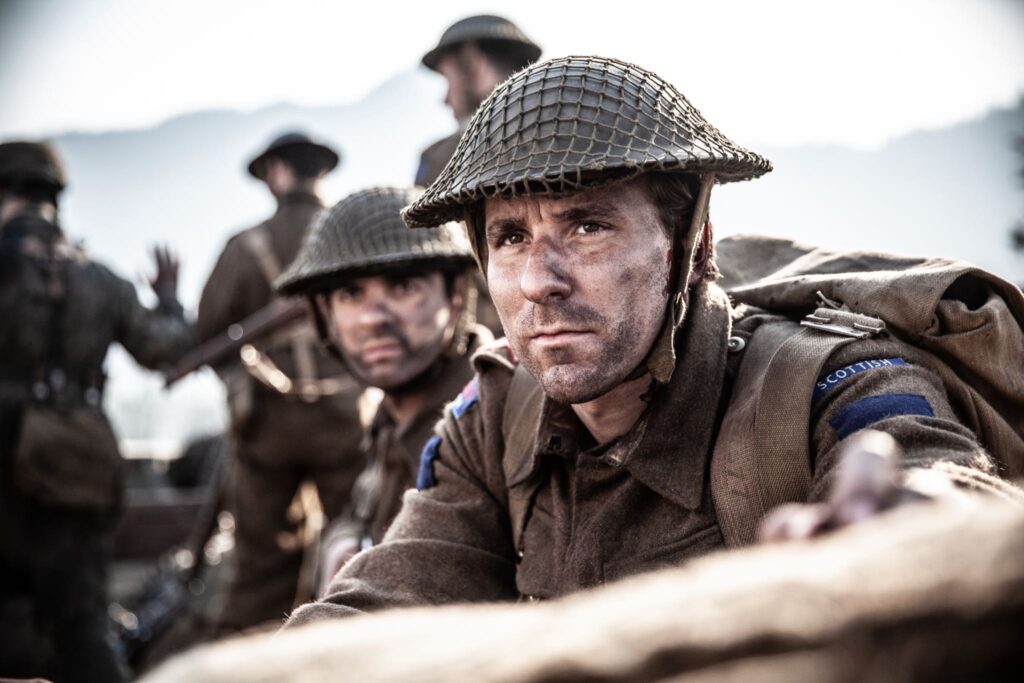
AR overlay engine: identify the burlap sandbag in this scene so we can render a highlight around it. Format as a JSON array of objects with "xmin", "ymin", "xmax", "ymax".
[{"xmin": 142, "ymin": 493, "xmax": 1024, "ymax": 683}]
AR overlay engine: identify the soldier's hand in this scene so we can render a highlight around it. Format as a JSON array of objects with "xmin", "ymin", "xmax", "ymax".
[
  {"xmin": 149, "ymin": 244, "xmax": 179, "ymax": 304},
  {"xmin": 757, "ymin": 430, "xmax": 932, "ymax": 543}
]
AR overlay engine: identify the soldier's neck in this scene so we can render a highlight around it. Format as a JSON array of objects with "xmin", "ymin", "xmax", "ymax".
[
  {"xmin": 382, "ymin": 389, "xmax": 433, "ymax": 429},
  {"xmin": 572, "ymin": 373, "xmax": 653, "ymax": 446}
]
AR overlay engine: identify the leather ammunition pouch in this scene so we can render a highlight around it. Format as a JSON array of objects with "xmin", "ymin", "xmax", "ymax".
[{"xmin": 14, "ymin": 404, "xmax": 122, "ymax": 508}]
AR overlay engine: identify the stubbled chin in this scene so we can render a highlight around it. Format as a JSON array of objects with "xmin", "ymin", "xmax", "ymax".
[{"xmin": 535, "ymin": 363, "xmax": 615, "ymax": 405}]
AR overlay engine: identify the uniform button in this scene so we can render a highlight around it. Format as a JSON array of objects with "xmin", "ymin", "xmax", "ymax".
[
  {"xmin": 516, "ymin": 549, "xmax": 524, "ymax": 563},
  {"xmin": 727, "ymin": 336, "xmax": 746, "ymax": 353}
]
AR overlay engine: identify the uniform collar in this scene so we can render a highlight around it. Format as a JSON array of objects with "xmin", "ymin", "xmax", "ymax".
[
  {"xmin": 507, "ymin": 283, "xmax": 733, "ymax": 511},
  {"xmin": 276, "ymin": 190, "xmax": 323, "ymax": 210}
]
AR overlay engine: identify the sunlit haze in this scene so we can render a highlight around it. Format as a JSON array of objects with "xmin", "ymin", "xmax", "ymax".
[{"xmin": 2, "ymin": 0, "xmax": 1023, "ymax": 149}]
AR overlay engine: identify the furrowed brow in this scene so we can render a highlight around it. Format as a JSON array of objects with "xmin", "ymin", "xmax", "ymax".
[
  {"xmin": 485, "ymin": 216, "xmax": 525, "ymax": 238},
  {"xmin": 554, "ymin": 202, "xmax": 621, "ymax": 224}
]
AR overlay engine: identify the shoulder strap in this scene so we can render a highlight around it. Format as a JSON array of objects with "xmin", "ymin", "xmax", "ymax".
[
  {"xmin": 710, "ymin": 308, "xmax": 882, "ymax": 547},
  {"xmin": 239, "ymin": 225, "xmax": 339, "ymax": 402},
  {"xmin": 241, "ymin": 224, "xmax": 282, "ymax": 285}
]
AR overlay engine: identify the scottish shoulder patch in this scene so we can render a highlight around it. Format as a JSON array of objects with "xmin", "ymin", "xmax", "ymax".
[
  {"xmin": 814, "ymin": 357, "xmax": 909, "ymax": 403},
  {"xmin": 449, "ymin": 376, "xmax": 480, "ymax": 419},
  {"xmin": 416, "ymin": 435, "xmax": 443, "ymax": 490}
]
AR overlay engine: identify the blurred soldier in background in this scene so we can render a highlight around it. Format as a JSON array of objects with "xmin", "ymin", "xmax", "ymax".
[
  {"xmin": 196, "ymin": 132, "xmax": 364, "ymax": 634},
  {"xmin": 416, "ymin": 15, "xmax": 541, "ymax": 336},
  {"xmin": 0, "ymin": 141, "xmax": 192, "ymax": 682},
  {"xmin": 415, "ymin": 15, "xmax": 541, "ymax": 187},
  {"xmin": 275, "ymin": 186, "xmax": 489, "ymax": 591}
]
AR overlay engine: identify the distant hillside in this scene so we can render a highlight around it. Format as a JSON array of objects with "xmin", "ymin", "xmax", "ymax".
[
  {"xmin": 41, "ymin": 76, "xmax": 1024, "ymax": 446},
  {"xmin": 714, "ymin": 100, "xmax": 1024, "ymax": 280}
]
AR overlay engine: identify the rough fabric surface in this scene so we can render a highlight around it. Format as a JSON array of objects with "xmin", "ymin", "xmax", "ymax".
[{"xmin": 143, "ymin": 495, "xmax": 1024, "ymax": 683}]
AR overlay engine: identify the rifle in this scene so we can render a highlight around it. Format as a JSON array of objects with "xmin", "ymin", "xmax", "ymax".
[{"xmin": 165, "ymin": 297, "xmax": 307, "ymax": 387}]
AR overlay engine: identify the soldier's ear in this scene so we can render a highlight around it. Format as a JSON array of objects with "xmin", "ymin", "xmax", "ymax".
[{"xmin": 449, "ymin": 273, "xmax": 467, "ymax": 307}]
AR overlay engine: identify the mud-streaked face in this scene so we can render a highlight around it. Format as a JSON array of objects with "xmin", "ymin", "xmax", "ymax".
[
  {"xmin": 483, "ymin": 178, "xmax": 673, "ymax": 404},
  {"xmin": 327, "ymin": 272, "xmax": 452, "ymax": 391}
]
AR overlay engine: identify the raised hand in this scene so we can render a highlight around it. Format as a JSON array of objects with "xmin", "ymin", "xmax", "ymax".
[{"xmin": 149, "ymin": 244, "xmax": 179, "ymax": 304}]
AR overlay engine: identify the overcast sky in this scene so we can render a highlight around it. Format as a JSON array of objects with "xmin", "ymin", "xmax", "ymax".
[{"xmin": 1, "ymin": 0, "xmax": 1022, "ymax": 149}]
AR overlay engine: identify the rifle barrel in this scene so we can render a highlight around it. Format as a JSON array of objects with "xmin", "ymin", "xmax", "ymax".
[{"xmin": 165, "ymin": 298, "xmax": 307, "ymax": 387}]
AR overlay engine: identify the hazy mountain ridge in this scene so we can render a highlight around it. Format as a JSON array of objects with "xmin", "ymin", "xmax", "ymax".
[{"xmin": 31, "ymin": 76, "xmax": 1023, "ymax": 446}]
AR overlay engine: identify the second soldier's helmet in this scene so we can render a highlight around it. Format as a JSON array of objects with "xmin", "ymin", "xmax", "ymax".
[
  {"xmin": 403, "ymin": 55, "xmax": 771, "ymax": 229},
  {"xmin": 276, "ymin": 186, "xmax": 474, "ymax": 297},
  {"xmin": 277, "ymin": 186, "xmax": 478, "ymax": 358},
  {"xmin": 0, "ymin": 141, "xmax": 67, "ymax": 194}
]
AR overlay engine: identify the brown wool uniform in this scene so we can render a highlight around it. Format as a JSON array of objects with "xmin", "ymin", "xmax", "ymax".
[
  {"xmin": 197, "ymin": 191, "xmax": 363, "ymax": 631},
  {"xmin": 414, "ymin": 132, "xmax": 462, "ymax": 189},
  {"xmin": 287, "ymin": 283, "xmax": 991, "ymax": 625},
  {"xmin": 338, "ymin": 335, "xmax": 484, "ymax": 549}
]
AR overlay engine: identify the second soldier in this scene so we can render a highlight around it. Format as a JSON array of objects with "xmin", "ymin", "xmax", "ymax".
[{"xmin": 275, "ymin": 187, "xmax": 489, "ymax": 587}]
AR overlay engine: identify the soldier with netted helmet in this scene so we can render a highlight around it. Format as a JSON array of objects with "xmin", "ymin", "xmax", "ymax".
[
  {"xmin": 0, "ymin": 141, "xmax": 191, "ymax": 680},
  {"xmin": 276, "ymin": 186, "xmax": 491, "ymax": 592},
  {"xmin": 285, "ymin": 57, "xmax": 997, "ymax": 625}
]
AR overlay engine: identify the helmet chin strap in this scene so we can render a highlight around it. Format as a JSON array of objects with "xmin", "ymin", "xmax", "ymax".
[{"xmin": 635, "ymin": 172, "xmax": 716, "ymax": 385}]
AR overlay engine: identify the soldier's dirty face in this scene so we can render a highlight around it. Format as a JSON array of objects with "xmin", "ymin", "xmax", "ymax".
[
  {"xmin": 484, "ymin": 178, "xmax": 673, "ymax": 404},
  {"xmin": 436, "ymin": 52, "xmax": 474, "ymax": 122},
  {"xmin": 327, "ymin": 272, "xmax": 453, "ymax": 391}
]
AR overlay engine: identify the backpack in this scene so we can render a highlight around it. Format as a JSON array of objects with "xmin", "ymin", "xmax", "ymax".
[{"xmin": 710, "ymin": 235, "xmax": 1024, "ymax": 545}]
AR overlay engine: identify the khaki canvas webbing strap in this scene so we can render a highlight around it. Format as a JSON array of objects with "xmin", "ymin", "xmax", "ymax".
[
  {"xmin": 241, "ymin": 226, "xmax": 330, "ymax": 400},
  {"xmin": 242, "ymin": 225, "xmax": 283, "ymax": 284},
  {"xmin": 712, "ymin": 309, "xmax": 883, "ymax": 547},
  {"xmin": 501, "ymin": 366, "xmax": 544, "ymax": 553}
]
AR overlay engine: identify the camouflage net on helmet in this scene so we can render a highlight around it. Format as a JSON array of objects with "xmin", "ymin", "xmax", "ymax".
[
  {"xmin": 403, "ymin": 55, "xmax": 772, "ymax": 228},
  {"xmin": 276, "ymin": 186, "xmax": 474, "ymax": 295}
]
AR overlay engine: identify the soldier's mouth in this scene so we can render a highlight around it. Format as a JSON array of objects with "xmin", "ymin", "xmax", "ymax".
[
  {"xmin": 529, "ymin": 330, "xmax": 592, "ymax": 348},
  {"xmin": 361, "ymin": 338, "xmax": 404, "ymax": 363}
]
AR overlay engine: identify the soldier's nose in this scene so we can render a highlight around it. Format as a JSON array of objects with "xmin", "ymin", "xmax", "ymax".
[
  {"xmin": 520, "ymin": 243, "xmax": 571, "ymax": 304},
  {"xmin": 356, "ymin": 300, "xmax": 394, "ymax": 330}
]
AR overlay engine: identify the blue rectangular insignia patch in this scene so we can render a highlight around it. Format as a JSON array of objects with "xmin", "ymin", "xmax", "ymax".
[
  {"xmin": 450, "ymin": 377, "xmax": 480, "ymax": 419},
  {"xmin": 416, "ymin": 435, "xmax": 443, "ymax": 490},
  {"xmin": 829, "ymin": 393, "xmax": 934, "ymax": 440},
  {"xmin": 814, "ymin": 358, "xmax": 908, "ymax": 403}
]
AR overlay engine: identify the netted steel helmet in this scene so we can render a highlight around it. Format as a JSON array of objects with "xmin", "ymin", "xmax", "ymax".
[
  {"xmin": 0, "ymin": 141, "xmax": 66, "ymax": 192},
  {"xmin": 276, "ymin": 186, "xmax": 475, "ymax": 297},
  {"xmin": 422, "ymin": 15, "xmax": 541, "ymax": 72},
  {"xmin": 403, "ymin": 55, "xmax": 771, "ymax": 228}
]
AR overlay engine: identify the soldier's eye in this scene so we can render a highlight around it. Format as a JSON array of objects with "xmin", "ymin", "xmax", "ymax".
[
  {"xmin": 576, "ymin": 222, "xmax": 605, "ymax": 235},
  {"xmin": 492, "ymin": 231, "xmax": 526, "ymax": 248},
  {"xmin": 336, "ymin": 286, "xmax": 362, "ymax": 302},
  {"xmin": 392, "ymin": 278, "xmax": 422, "ymax": 295}
]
